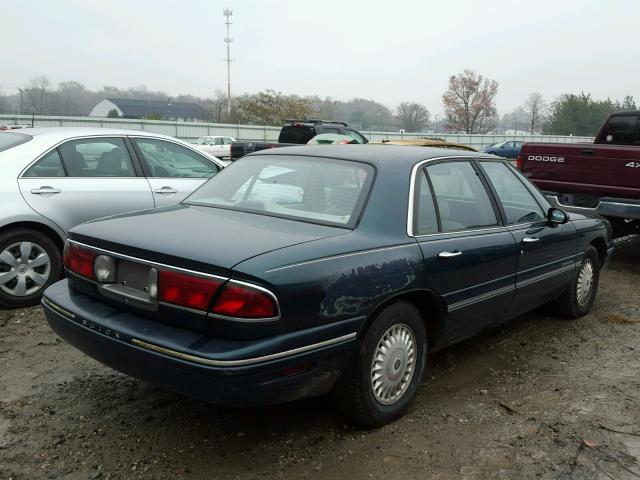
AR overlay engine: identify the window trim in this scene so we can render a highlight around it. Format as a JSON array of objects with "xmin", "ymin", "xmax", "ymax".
[{"xmin": 408, "ymin": 156, "xmax": 503, "ymax": 236}]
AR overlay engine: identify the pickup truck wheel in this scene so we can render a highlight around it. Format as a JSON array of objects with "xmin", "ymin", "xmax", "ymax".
[
  {"xmin": 331, "ymin": 301, "xmax": 427, "ymax": 427},
  {"xmin": 0, "ymin": 229, "xmax": 62, "ymax": 309},
  {"xmin": 548, "ymin": 246, "xmax": 600, "ymax": 319}
]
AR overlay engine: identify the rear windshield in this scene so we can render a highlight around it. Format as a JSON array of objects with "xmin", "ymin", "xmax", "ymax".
[
  {"xmin": 185, "ymin": 155, "xmax": 374, "ymax": 228},
  {"xmin": 278, "ymin": 125, "xmax": 316, "ymax": 144},
  {"xmin": 0, "ymin": 132, "xmax": 32, "ymax": 153},
  {"xmin": 598, "ymin": 115, "xmax": 639, "ymax": 145}
]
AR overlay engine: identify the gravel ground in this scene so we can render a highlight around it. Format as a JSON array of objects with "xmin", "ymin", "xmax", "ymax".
[{"xmin": 1, "ymin": 246, "xmax": 639, "ymax": 480}]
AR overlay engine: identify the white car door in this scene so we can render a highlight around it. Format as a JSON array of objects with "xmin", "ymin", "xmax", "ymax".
[
  {"xmin": 18, "ymin": 137, "xmax": 155, "ymax": 234},
  {"xmin": 131, "ymin": 137, "xmax": 221, "ymax": 207}
]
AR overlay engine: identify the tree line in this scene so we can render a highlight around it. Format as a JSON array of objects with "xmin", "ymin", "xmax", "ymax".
[{"xmin": 0, "ymin": 73, "xmax": 636, "ymax": 136}]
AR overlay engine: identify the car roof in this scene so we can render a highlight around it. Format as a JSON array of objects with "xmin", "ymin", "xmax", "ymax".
[
  {"xmin": 11, "ymin": 127, "xmax": 178, "ymax": 142},
  {"xmin": 250, "ymin": 144, "xmax": 495, "ymax": 166}
]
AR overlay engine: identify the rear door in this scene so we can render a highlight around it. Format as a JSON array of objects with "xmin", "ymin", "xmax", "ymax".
[
  {"xmin": 18, "ymin": 137, "xmax": 154, "ymax": 233},
  {"xmin": 414, "ymin": 160, "xmax": 517, "ymax": 342},
  {"xmin": 131, "ymin": 137, "xmax": 221, "ymax": 207},
  {"xmin": 478, "ymin": 160, "xmax": 577, "ymax": 314}
]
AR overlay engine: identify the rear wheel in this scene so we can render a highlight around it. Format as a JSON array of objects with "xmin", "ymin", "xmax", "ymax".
[
  {"xmin": 0, "ymin": 229, "xmax": 62, "ymax": 308},
  {"xmin": 332, "ymin": 301, "xmax": 427, "ymax": 427},
  {"xmin": 548, "ymin": 246, "xmax": 600, "ymax": 319}
]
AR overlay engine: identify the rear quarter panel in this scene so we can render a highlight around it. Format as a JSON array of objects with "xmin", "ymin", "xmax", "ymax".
[{"xmin": 231, "ymin": 230, "xmax": 426, "ymax": 335}]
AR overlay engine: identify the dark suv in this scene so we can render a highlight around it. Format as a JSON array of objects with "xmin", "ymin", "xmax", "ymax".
[{"xmin": 230, "ymin": 119, "xmax": 368, "ymax": 159}]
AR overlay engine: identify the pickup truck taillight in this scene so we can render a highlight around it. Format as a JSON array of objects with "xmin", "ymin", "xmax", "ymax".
[{"xmin": 516, "ymin": 154, "xmax": 524, "ymax": 169}]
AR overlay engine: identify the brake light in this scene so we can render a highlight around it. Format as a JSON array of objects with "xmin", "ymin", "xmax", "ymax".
[
  {"xmin": 63, "ymin": 243, "xmax": 97, "ymax": 279},
  {"xmin": 158, "ymin": 270, "xmax": 223, "ymax": 311},
  {"xmin": 211, "ymin": 282, "xmax": 278, "ymax": 319},
  {"xmin": 516, "ymin": 154, "xmax": 524, "ymax": 169}
]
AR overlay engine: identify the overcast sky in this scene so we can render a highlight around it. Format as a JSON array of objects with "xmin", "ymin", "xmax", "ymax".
[{"xmin": 3, "ymin": 0, "xmax": 638, "ymax": 115}]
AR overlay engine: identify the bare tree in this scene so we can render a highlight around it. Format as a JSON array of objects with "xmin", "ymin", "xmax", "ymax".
[
  {"xmin": 202, "ymin": 89, "xmax": 230, "ymax": 123},
  {"xmin": 524, "ymin": 92, "xmax": 546, "ymax": 134},
  {"xmin": 442, "ymin": 70, "xmax": 498, "ymax": 133},
  {"xmin": 24, "ymin": 76, "xmax": 52, "ymax": 114},
  {"xmin": 395, "ymin": 102, "xmax": 430, "ymax": 132}
]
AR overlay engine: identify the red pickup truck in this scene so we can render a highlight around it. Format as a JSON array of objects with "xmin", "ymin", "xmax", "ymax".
[{"xmin": 519, "ymin": 111, "xmax": 640, "ymax": 237}]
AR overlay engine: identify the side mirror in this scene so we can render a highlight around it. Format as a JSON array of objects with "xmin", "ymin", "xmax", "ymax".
[{"xmin": 548, "ymin": 207, "xmax": 569, "ymax": 224}]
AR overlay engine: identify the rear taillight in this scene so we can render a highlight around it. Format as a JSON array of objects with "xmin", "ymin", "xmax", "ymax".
[
  {"xmin": 211, "ymin": 282, "xmax": 279, "ymax": 319},
  {"xmin": 158, "ymin": 270, "xmax": 223, "ymax": 311},
  {"xmin": 63, "ymin": 243, "xmax": 97, "ymax": 280},
  {"xmin": 516, "ymin": 154, "xmax": 523, "ymax": 169}
]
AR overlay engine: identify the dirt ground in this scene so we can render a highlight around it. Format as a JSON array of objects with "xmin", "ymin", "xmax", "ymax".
[{"xmin": 1, "ymin": 246, "xmax": 639, "ymax": 480}]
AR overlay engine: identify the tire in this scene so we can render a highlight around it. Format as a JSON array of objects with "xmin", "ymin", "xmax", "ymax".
[
  {"xmin": 0, "ymin": 228, "xmax": 63, "ymax": 309},
  {"xmin": 548, "ymin": 246, "xmax": 600, "ymax": 319},
  {"xmin": 332, "ymin": 301, "xmax": 427, "ymax": 427}
]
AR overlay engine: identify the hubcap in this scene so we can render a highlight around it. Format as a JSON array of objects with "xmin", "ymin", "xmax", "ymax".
[
  {"xmin": 0, "ymin": 242, "xmax": 51, "ymax": 297},
  {"xmin": 576, "ymin": 258, "xmax": 595, "ymax": 307},
  {"xmin": 370, "ymin": 324, "xmax": 416, "ymax": 406}
]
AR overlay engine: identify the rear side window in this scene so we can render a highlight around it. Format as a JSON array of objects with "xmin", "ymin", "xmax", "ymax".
[
  {"xmin": 426, "ymin": 161, "xmax": 497, "ymax": 232},
  {"xmin": 23, "ymin": 149, "xmax": 66, "ymax": 177},
  {"xmin": 278, "ymin": 126, "xmax": 316, "ymax": 143},
  {"xmin": 0, "ymin": 132, "xmax": 32, "ymax": 153},
  {"xmin": 599, "ymin": 115, "xmax": 639, "ymax": 144},
  {"xmin": 58, "ymin": 138, "xmax": 135, "ymax": 177},
  {"xmin": 414, "ymin": 170, "xmax": 438, "ymax": 235}
]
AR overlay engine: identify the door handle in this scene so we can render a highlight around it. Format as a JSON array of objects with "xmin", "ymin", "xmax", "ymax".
[
  {"xmin": 31, "ymin": 187, "xmax": 61, "ymax": 195},
  {"xmin": 438, "ymin": 250, "xmax": 462, "ymax": 258},
  {"xmin": 522, "ymin": 237, "xmax": 540, "ymax": 243},
  {"xmin": 581, "ymin": 148, "xmax": 595, "ymax": 154},
  {"xmin": 154, "ymin": 187, "xmax": 178, "ymax": 194}
]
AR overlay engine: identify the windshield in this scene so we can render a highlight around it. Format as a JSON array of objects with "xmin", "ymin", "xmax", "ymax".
[
  {"xmin": 185, "ymin": 155, "xmax": 374, "ymax": 227},
  {"xmin": 0, "ymin": 132, "xmax": 32, "ymax": 153}
]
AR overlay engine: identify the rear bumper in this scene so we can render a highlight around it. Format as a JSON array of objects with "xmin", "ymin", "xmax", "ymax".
[
  {"xmin": 43, "ymin": 280, "xmax": 361, "ymax": 406},
  {"xmin": 546, "ymin": 194, "xmax": 640, "ymax": 220}
]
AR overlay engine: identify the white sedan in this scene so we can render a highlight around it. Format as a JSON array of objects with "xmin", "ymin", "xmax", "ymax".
[
  {"xmin": 0, "ymin": 127, "xmax": 225, "ymax": 308},
  {"xmin": 193, "ymin": 136, "xmax": 235, "ymax": 159}
]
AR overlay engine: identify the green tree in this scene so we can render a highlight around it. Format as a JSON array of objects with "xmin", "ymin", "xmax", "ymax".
[
  {"xmin": 543, "ymin": 93, "xmax": 621, "ymax": 136},
  {"xmin": 621, "ymin": 95, "xmax": 637, "ymax": 111},
  {"xmin": 107, "ymin": 109, "xmax": 120, "ymax": 118}
]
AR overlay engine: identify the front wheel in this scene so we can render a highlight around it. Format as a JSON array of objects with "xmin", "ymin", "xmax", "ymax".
[
  {"xmin": 0, "ymin": 229, "xmax": 63, "ymax": 308},
  {"xmin": 548, "ymin": 246, "xmax": 600, "ymax": 319},
  {"xmin": 332, "ymin": 301, "xmax": 427, "ymax": 427}
]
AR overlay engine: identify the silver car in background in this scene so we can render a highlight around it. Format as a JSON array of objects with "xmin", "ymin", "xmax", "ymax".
[{"xmin": 0, "ymin": 127, "xmax": 225, "ymax": 308}]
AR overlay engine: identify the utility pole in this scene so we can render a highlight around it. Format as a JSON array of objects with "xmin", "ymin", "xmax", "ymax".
[
  {"xmin": 18, "ymin": 88, "xmax": 24, "ymax": 116},
  {"xmin": 223, "ymin": 9, "xmax": 233, "ymax": 116}
]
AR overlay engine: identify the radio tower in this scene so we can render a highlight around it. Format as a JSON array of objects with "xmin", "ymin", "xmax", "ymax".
[{"xmin": 223, "ymin": 9, "xmax": 233, "ymax": 116}]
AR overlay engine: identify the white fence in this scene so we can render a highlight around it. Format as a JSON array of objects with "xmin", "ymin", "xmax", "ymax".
[{"xmin": 0, "ymin": 114, "xmax": 594, "ymax": 149}]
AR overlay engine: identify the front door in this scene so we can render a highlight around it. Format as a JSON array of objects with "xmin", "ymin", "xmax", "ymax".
[
  {"xmin": 131, "ymin": 137, "xmax": 221, "ymax": 208},
  {"xmin": 478, "ymin": 161, "xmax": 577, "ymax": 315},
  {"xmin": 18, "ymin": 137, "xmax": 155, "ymax": 234},
  {"xmin": 413, "ymin": 161, "xmax": 518, "ymax": 343}
]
